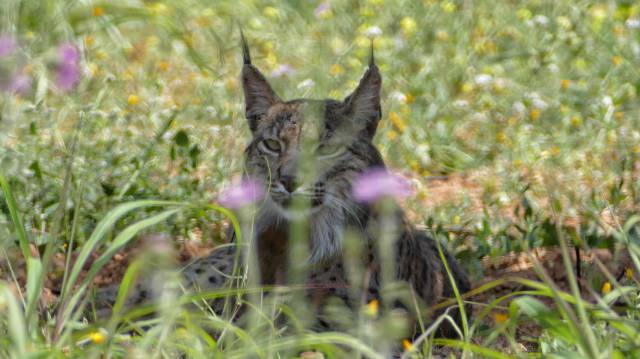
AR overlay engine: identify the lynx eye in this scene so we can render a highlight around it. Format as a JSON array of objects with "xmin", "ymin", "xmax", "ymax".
[
  {"xmin": 315, "ymin": 144, "xmax": 343, "ymax": 159},
  {"xmin": 260, "ymin": 138, "xmax": 282, "ymax": 153}
]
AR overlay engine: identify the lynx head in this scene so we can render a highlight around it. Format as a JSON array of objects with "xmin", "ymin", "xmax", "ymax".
[{"xmin": 240, "ymin": 34, "xmax": 385, "ymax": 262}]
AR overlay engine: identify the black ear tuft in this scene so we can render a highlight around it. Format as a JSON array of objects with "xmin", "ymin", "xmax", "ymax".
[
  {"xmin": 369, "ymin": 39, "xmax": 375, "ymax": 67},
  {"xmin": 343, "ymin": 62, "xmax": 382, "ymax": 139},
  {"xmin": 240, "ymin": 29, "xmax": 251, "ymax": 65},
  {"xmin": 240, "ymin": 33, "xmax": 281, "ymax": 132}
]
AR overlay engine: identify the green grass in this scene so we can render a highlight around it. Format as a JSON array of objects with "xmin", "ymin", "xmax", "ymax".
[{"xmin": 1, "ymin": 0, "xmax": 640, "ymax": 357}]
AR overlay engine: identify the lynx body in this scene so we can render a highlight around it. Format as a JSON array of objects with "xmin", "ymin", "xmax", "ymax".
[{"xmin": 94, "ymin": 36, "xmax": 471, "ymax": 338}]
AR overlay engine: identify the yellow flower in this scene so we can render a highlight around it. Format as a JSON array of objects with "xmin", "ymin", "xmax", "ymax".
[
  {"xmin": 157, "ymin": 60, "xmax": 169, "ymax": 72},
  {"xmin": 183, "ymin": 33, "xmax": 194, "ymax": 47},
  {"xmin": 176, "ymin": 327, "xmax": 188, "ymax": 338},
  {"xmin": 402, "ymin": 339, "xmax": 413, "ymax": 351},
  {"xmin": 601, "ymin": 281, "xmax": 612, "ymax": 295},
  {"xmin": 550, "ymin": 145, "xmax": 560, "ymax": 156},
  {"xmin": 329, "ymin": 64, "xmax": 344, "ymax": 76},
  {"xmin": 560, "ymin": 79, "xmax": 570, "ymax": 90},
  {"xmin": 613, "ymin": 55, "xmax": 623, "ymax": 66},
  {"xmin": 513, "ymin": 159, "xmax": 522, "ymax": 168},
  {"xmin": 400, "ymin": 17, "xmax": 417, "ymax": 36},
  {"xmin": 493, "ymin": 312, "xmax": 508, "ymax": 324},
  {"xmin": 196, "ymin": 15, "xmax": 211, "ymax": 27},
  {"xmin": 96, "ymin": 50, "xmax": 107, "ymax": 60},
  {"xmin": 26, "ymin": 31, "xmax": 35, "ymax": 40},
  {"xmin": 265, "ymin": 52, "xmax": 278, "ymax": 67},
  {"xmin": 540, "ymin": 150, "xmax": 550, "ymax": 160},
  {"xmin": 570, "ymin": 115, "xmax": 582, "ymax": 127},
  {"xmin": 389, "ymin": 111, "xmax": 407, "ymax": 133},
  {"xmin": 441, "ymin": 1, "xmax": 457, "ymax": 13},
  {"xmin": 355, "ymin": 35, "xmax": 370, "ymax": 48},
  {"xmin": 461, "ymin": 82, "xmax": 473, "ymax": 93},
  {"xmin": 225, "ymin": 78, "xmax": 237, "ymax": 91},
  {"xmin": 435, "ymin": 30, "xmax": 449, "ymax": 41},
  {"xmin": 366, "ymin": 299, "xmax": 379, "ymax": 316},
  {"xmin": 88, "ymin": 63, "xmax": 99, "ymax": 77},
  {"xmin": 516, "ymin": 8, "xmax": 532, "ymax": 21},
  {"xmin": 496, "ymin": 131, "xmax": 507, "ymax": 144},
  {"xmin": 127, "ymin": 94, "xmax": 140, "ymax": 106},
  {"xmin": 148, "ymin": 2, "xmax": 169, "ymax": 15},
  {"xmin": 329, "ymin": 37, "xmax": 346, "ymax": 53},
  {"xmin": 590, "ymin": 5, "xmax": 607, "ymax": 21},
  {"xmin": 85, "ymin": 36, "xmax": 94, "ymax": 47},
  {"xmin": 530, "ymin": 109, "xmax": 540, "ymax": 121},
  {"xmin": 123, "ymin": 68, "xmax": 134, "ymax": 80},
  {"xmin": 146, "ymin": 35, "xmax": 160, "ymax": 48},
  {"xmin": 92, "ymin": 6, "xmax": 104, "ymax": 17},
  {"xmin": 263, "ymin": 6, "xmax": 280, "ymax": 19},
  {"xmin": 387, "ymin": 130, "xmax": 398, "ymax": 140},
  {"xmin": 89, "ymin": 331, "xmax": 105, "ymax": 344},
  {"xmin": 556, "ymin": 16, "xmax": 571, "ymax": 29},
  {"xmin": 625, "ymin": 267, "xmax": 634, "ymax": 280},
  {"xmin": 403, "ymin": 94, "xmax": 415, "ymax": 105}
]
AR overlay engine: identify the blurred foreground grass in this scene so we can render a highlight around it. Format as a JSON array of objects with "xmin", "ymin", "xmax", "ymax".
[{"xmin": 1, "ymin": 0, "xmax": 640, "ymax": 357}]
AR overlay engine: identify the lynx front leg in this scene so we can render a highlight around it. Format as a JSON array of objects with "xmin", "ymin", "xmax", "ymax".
[{"xmin": 88, "ymin": 245, "xmax": 240, "ymax": 319}]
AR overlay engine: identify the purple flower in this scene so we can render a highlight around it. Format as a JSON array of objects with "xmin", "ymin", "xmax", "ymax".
[
  {"xmin": 218, "ymin": 178, "xmax": 264, "ymax": 209},
  {"xmin": 314, "ymin": 2, "xmax": 330, "ymax": 18},
  {"xmin": 352, "ymin": 168, "xmax": 412, "ymax": 203},
  {"xmin": 0, "ymin": 35, "xmax": 16, "ymax": 57},
  {"xmin": 56, "ymin": 43, "xmax": 81, "ymax": 91},
  {"xmin": 7, "ymin": 74, "xmax": 32, "ymax": 93},
  {"xmin": 271, "ymin": 64, "xmax": 294, "ymax": 78}
]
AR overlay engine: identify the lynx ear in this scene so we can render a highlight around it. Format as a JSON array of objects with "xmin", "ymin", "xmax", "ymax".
[
  {"xmin": 343, "ymin": 45, "xmax": 381, "ymax": 139},
  {"xmin": 240, "ymin": 32, "xmax": 281, "ymax": 132}
]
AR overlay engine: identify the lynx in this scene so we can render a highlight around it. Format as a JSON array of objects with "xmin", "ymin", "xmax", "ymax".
[{"xmin": 94, "ymin": 35, "xmax": 470, "ymax": 340}]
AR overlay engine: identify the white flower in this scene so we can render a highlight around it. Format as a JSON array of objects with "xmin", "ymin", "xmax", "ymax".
[
  {"xmin": 453, "ymin": 99, "xmax": 469, "ymax": 108},
  {"xmin": 533, "ymin": 15, "xmax": 549, "ymax": 27},
  {"xmin": 532, "ymin": 98, "xmax": 548, "ymax": 110},
  {"xmin": 512, "ymin": 101, "xmax": 526, "ymax": 114},
  {"xmin": 389, "ymin": 91, "xmax": 407, "ymax": 103},
  {"xmin": 602, "ymin": 96, "xmax": 613, "ymax": 107},
  {"xmin": 548, "ymin": 63, "xmax": 559, "ymax": 73},
  {"xmin": 416, "ymin": 144, "xmax": 431, "ymax": 165},
  {"xmin": 162, "ymin": 130, "xmax": 174, "ymax": 141},
  {"xmin": 626, "ymin": 18, "xmax": 640, "ymax": 30},
  {"xmin": 527, "ymin": 92, "xmax": 548, "ymax": 110},
  {"xmin": 493, "ymin": 78, "xmax": 506, "ymax": 90},
  {"xmin": 297, "ymin": 78, "xmax": 314, "ymax": 89},
  {"xmin": 205, "ymin": 106, "xmax": 217, "ymax": 116},
  {"xmin": 474, "ymin": 74, "xmax": 492, "ymax": 87},
  {"xmin": 363, "ymin": 26, "xmax": 382, "ymax": 38}
]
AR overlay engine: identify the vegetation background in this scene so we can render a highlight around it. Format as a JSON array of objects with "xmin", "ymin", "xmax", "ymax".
[{"xmin": 1, "ymin": 0, "xmax": 639, "ymax": 357}]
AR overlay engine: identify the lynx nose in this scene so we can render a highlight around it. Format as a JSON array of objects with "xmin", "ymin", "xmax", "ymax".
[{"xmin": 280, "ymin": 175, "xmax": 298, "ymax": 193}]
